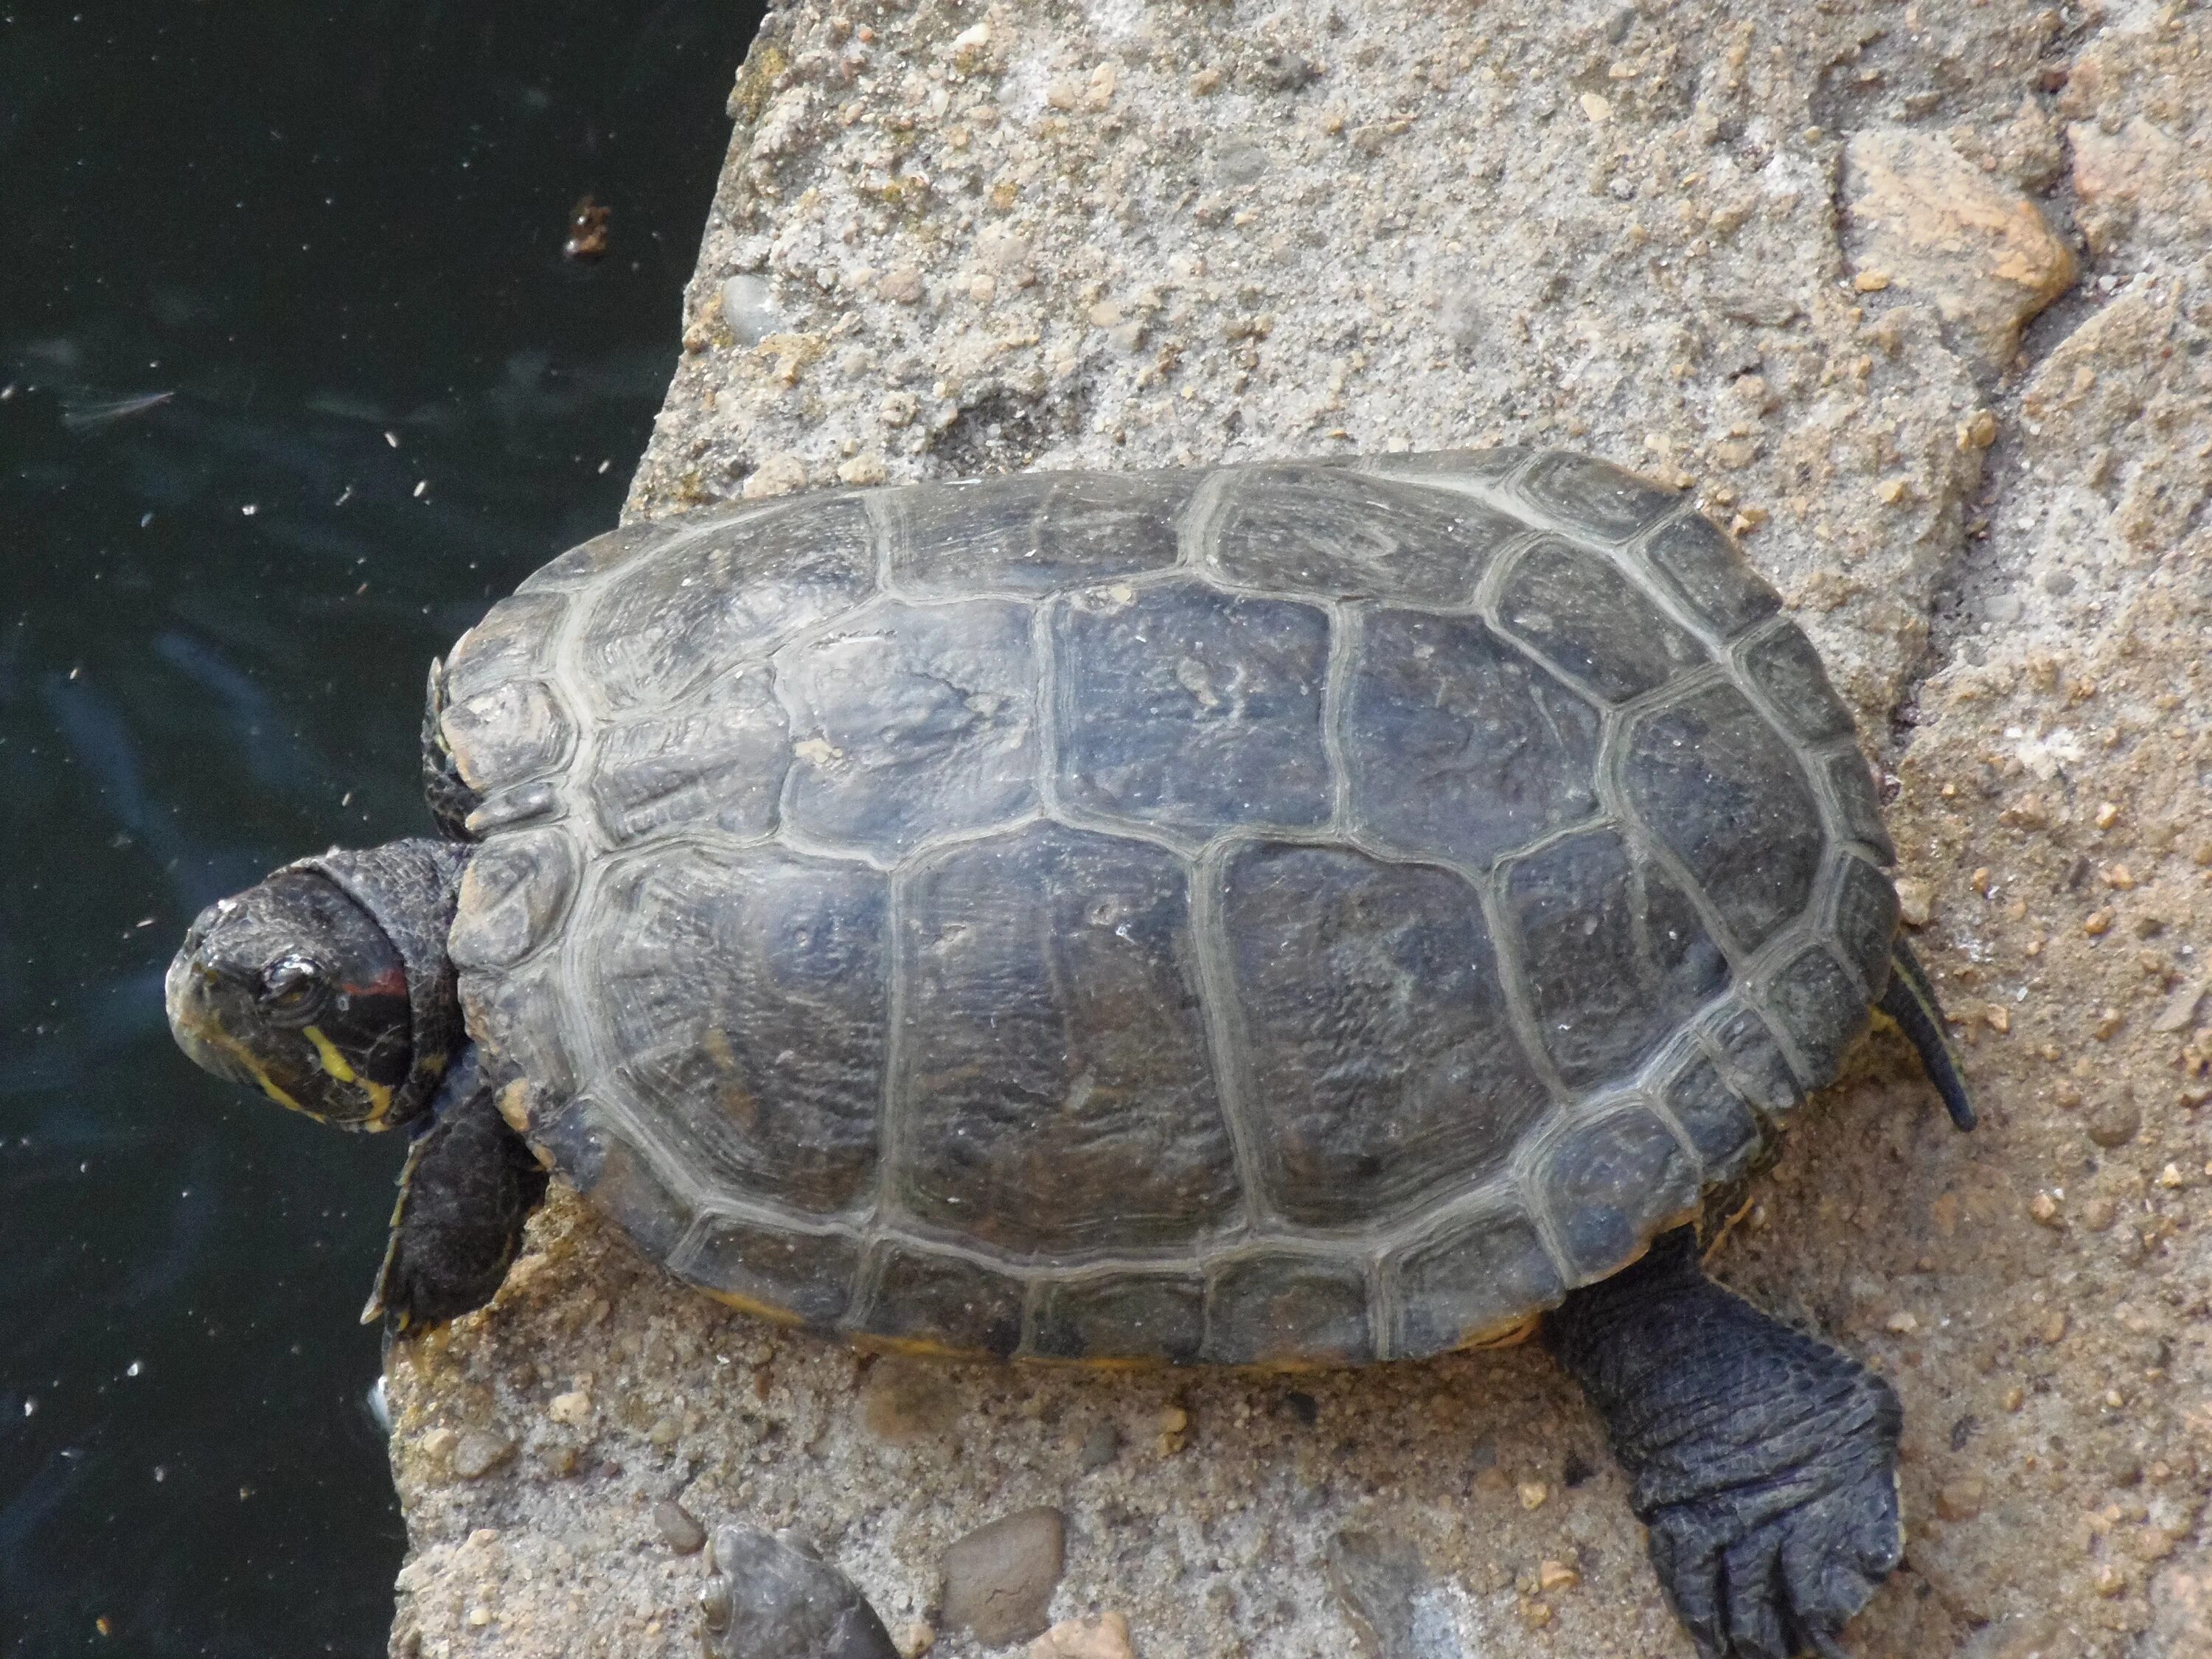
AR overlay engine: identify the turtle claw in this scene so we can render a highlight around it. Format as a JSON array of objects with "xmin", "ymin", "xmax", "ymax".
[{"xmin": 701, "ymin": 1526, "xmax": 899, "ymax": 1659}]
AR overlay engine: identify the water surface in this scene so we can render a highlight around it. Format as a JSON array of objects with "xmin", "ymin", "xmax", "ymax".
[{"xmin": 2, "ymin": 4, "xmax": 759, "ymax": 1649}]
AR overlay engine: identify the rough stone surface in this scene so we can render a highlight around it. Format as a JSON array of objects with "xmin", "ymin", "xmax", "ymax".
[
  {"xmin": 385, "ymin": 4, "xmax": 2210, "ymax": 1657},
  {"xmin": 941, "ymin": 1506, "xmax": 1068, "ymax": 1646},
  {"xmin": 1029, "ymin": 1610, "xmax": 1137, "ymax": 1659}
]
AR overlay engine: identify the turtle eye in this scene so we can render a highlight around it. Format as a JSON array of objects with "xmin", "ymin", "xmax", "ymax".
[{"xmin": 259, "ymin": 955, "xmax": 327, "ymax": 1020}]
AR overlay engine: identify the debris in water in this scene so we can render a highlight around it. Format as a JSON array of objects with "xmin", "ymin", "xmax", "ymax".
[{"xmin": 564, "ymin": 194, "xmax": 611, "ymax": 261}]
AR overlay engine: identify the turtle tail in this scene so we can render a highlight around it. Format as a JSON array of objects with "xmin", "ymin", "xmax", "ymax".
[{"xmin": 1879, "ymin": 938, "xmax": 1976, "ymax": 1131}]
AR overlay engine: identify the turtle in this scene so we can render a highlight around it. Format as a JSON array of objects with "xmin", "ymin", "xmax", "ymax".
[{"xmin": 167, "ymin": 448, "xmax": 1974, "ymax": 1659}]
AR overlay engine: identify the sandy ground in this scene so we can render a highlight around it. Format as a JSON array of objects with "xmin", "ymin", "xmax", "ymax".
[{"xmin": 384, "ymin": 2, "xmax": 2210, "ymax": 1655}]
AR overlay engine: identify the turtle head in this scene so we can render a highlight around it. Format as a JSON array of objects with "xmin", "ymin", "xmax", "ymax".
[{"xmin": 167, "ymin": 867, "xmax": 417, "ymax": 1130}]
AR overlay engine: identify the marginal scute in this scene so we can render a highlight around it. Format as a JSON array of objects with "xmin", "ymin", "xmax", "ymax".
[
  {"xmin": 894, "ymin": 826, "xmax": 1239, "ymax": 1256},
  {"xmin": 1705, "ymin": 1003, "xmax": 1803, "ymax": 1117},
  {"xmin": 1500, "ymin": 828, "xmax": 1731, "ymax": 1092},
  {"xmin": 562, "ymin": 1106, "xmax": 695, "ymax": 1267},
  {"xmin": 1626, "ymin": 682, "xmax": 1823, "ymax": 952},
  {"xmin": 1389, "ymin": 1206, "xmax": 1565, "ymax": 1359},
  {"xmin": 1739, "ymin": 624, "xmax": 1860, "ymax": 743},
  {"xmin": 1495, "ymin": 537, "xmax": 1708, "ymax": 703},
  {"xmin": 1346, "ymin": 610, "xmax": 1602, "ymax": 869},
  {"xmin": 1539, "ymin": 1107, "xmax": 1701, "ymax": 1281},
  {"xmin": 1204, "ymin": 1253, "xmax": 1374, "ymax": 1367},
  {"xmin": 1361, "ymin": 446, "xmax": 1533, "ymax": 487},
  {"xmin": 1761, "ymin": 946, "xmax": 1868, "ymax": 1088},
  {"xmin": 515, "ymin": 520, "xmax": 689, "ymax": 594},
  {"xmin": 445, "ymin": 593, "xmax": 566, "ymax": 706},
  {"xmin": 855, "ymin": 1246, "xmax": 1026, "ymax": 1359},
  {"xmin": 591, "ymin": 847, "xmax": 887, "ymax": 1214},
  {"xmin": 680, "ymin": 1215, "xmax": 861, "ymax": 1328},
  {"xmin": 1514, "ymin": 451, "xmax": 1679, "ymax": 541},
  {"xmin": 888, "ymin": 470, "xmax": 1190, "ymax": 595},
  {"xmin": 1203, "ymin": 464, "xmax": 1525, "ymax": 605},
  {"xmin": 1031, "ymin": 1274, "xmax": 1205, "ymax": 1364},
  {"xmin": 440, "ymin": 678, "xmax": 573, "ymax": 794},
  {"xmin": 776, "ymin": 597, "xmax": 1037, "ymax": 858},
  {"xmin": 1220, "ymin": 844, "xmax": 1551, "ymax": 1225},
  {"xmin": 1660, "ymin": 1054, "xmax": 1766, "ymax": 1183},
  {"xmin": 1822, "ymin": 747, "xmax": 1898, "ymax": 863},
  {"xmin": 580, "ymin": 497, "xmax": 877, "ymax": 709},
  {"xmin": 1054, "ymin": 582, "xmax": 1332, "ymax": 835},
  {"xmin": 1831, "ymin": 856, "xmax": 1901, "ymax": 999},
  {"xmin": 588, "ymin": 670, "xmax": 790, "ymax": 845},
  {"xmin": 448, "ymin": 827, "xmax": 578, "ymax": 971},
  {"xmin": 1636, "ymin": 511, "xmax": 1784, "ymax": 638}
]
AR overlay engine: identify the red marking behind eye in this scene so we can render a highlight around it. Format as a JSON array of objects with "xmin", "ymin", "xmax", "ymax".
[{"xmin": 343, "ymin": 967, "xmax": 408, "ymax": 998}]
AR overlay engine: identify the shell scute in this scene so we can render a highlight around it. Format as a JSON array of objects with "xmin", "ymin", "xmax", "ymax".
[
  {"xmin": 1346, "ymin": 609, "xmax": 1603, "ymax": 869},
  {"xmin": 1624, "ymin": 682, "xmax": 1822, "ymax": 952},
  {"xmin": 1514, "ymin": 450, "xmax": 1680, "ymax": 542},
  {"xmin": 855, "ymin": 1246, "xmax": 1025, "ymax": 1359},
  {"xmin": 1219, "ymin": 843, "xmax": 1550, "ymax": 1226},
  {"xmin": 591, "ymin": 847, "xmax": 888, "ymax": 1214},
  {"xmin": 1203, "ymin": 1252, "xmax": 1374, "ymax": 1368},
  {"xmin": 1495, "ymin": 536, "xmax": 1708, "ymax": 703},
  {"xmin": 1538, "ymin": 1107, "xmax": 1701, "ymax": 1281},
  {"xmin": 1500, "ymin": 827, "xmax": 1731, "ymax": 1092},
  {"xmin": 893, "ymin": 825, "xmax": 1239, "ymax": 1256},
  {"xmin": 587, "ymin": 670, "xmax": 790, "ymax": 846},
  {"xmin": 1388, "ymin": 1205, "xmax": 1565, "ymax": 1359},
  {"xmin": 1202, "ymin": 464, "xmax": 1525, "ymax": 605},
  {"xmin": 579, "ymin": 497, "xmax": 876, "ymax": 709},
  {"xmin": 777, "ymin": 597, "xmax": 1038, "ymax": 860},
  {"xmin": 888, "ymin": 470, "xmax": 1189, "ymax": 596},
  {"xmin": 1054, "ymin": 582, "xmax": 1332, "ymax": 836},
  {"xmin": 1032, "ymin": 1274, "xmax": 1205, "ymax": 1365},
  {"xmin": 677, "ymin": 1214, "xmax": 861, "ymax": 1328}
]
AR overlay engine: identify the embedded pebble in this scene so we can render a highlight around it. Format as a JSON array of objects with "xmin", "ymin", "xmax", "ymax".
[
  {"xmin": 451, "ymin": 1432, "xmax": 515, "ymax": 1480},
  {"xmin": 940, "ymin": 1507, "xmax": 1067, "ymax": 1647},
  {"xmin": 1029, "ymin": 1610, "xmax": 1136, "ymax": 1659},
  {"xmin": 1895, "ymin": 878, "xmax": 1935, "ymax": 928},
  {"xmin": 546, "ymin": 1390, "xmax": 593, "ymax": 1426},
  {"xmin": 653, "ymin": 1500, "xmax": 706, "ymax": 1554},
  {"xmin": 1326, "ymin": 1528, "xmax": 1463, "ymax": 1659},
  {"xmin": 1077, "ymin": 1421, "xmax": 1121, "ymax": 1472}
]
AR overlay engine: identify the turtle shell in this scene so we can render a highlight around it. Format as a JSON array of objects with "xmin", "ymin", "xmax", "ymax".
[{"xmin": 437, "ymin": 450, "xmax": 1898, "ymax": 1366}]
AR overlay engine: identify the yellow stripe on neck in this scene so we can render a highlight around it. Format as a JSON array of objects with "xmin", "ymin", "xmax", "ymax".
[{"xmin": 304, "ymin": 1025, "xmax": 396, "ymax": 1125}]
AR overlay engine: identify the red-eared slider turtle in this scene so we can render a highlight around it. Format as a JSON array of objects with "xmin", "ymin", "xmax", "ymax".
[{"xmin": 167, "ymin": 450, "xmax": 1972, "ymax": 1659}]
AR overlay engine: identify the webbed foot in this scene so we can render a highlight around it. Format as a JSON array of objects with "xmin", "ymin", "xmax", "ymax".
[
  {"xmin": 365, "ymin": 1050, "xmax": 546, "ymax": 1336},
  {"xmin": 700, "ymin": 1526, "xmax": 899, "ymax": 1659},
  {"xmin": 1545, "ymin": 1229, "xmax": 1903, "ymax": 1659}
]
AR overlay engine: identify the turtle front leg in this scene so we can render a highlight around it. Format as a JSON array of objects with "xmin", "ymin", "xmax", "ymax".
[
  {"xmin": 700, "ymin": 1526, "xmax": 899, "ymax": 1659},
  {"xmin": 364, "ymin": 1049, "xmax": 548, "ymax": 1336},
  {"xmin": 1543, "ymin": 1229, "xmax": 1902, "ymax": 1659}
]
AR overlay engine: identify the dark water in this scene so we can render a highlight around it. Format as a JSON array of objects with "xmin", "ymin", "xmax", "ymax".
[{"xmin": 1, "ymin": 5, "xmax": 760, "ymax": 1650}]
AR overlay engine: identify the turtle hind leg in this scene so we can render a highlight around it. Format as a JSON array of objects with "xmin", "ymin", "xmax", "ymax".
[
  {"xmin": 365, "ymin": 1049, "xmax": 547, "ymax": 1337},
  {"xmin": 1879, "ymin": 936, "xmax": 1976, "ymax": 1130},
  {"xmin": 700, "ymin": 1527, "xmax": 898, "ymax": 1659},
  {"xmin": 1544, "ymin": 1229, "xmax": 1903, "ymax": 1659}
]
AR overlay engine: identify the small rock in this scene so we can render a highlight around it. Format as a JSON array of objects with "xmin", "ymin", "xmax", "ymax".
[
  {"xmin": 940, "ymin": 1507, "xmax": 1066, "ymax": 1647},
  {"xmin": 1326, "ymin": 1529, "xmax": 1463, "ymax": 1659},
  {"xmin": 741, "ymin": 453, "xmax": 809, "ymax": 500},
  {"xmin": 2152, "ymin": 978, "xmax": 2209, "ymax": 1034},
  {"xmin": 1537, "ymin": 1559, "xmax": 1580, "ymax": 1593},
  {"xmin": 1936, "ymin": 1478, "xmax": 1986, "ymax": 1522},
  {"xmin": 450, "ymin": 1431, "xmax": 515, "ymax": 1480},
  {"xmin": 2028, "ymin": 1191, "xmax": 2062, "ymax": 1227},
  {"xmin": 1076, "ymin": 1421, "xmax": 1121, "ymax": 1472},
  {"xmin": 879, "ymin": 266, "xmax": 925, "ymax": 305},
  {"xmin": 546, "ymin": 1390, "xmax": 593, "ymax": 1426},
  {"xmin": 1029, "ymin": 1611, "xmax": 1135, "ymax": 1659},
  {"xmin": 1517, "ymin": 1481, "xmax": 1548, "ymax": 1510},
  {"xmin": 654, "ymin": 1500, "xmax": 707, "ymax": 1554},
  {"xmin": 2087, "ymin": 1093, "xmax": 2140, "ymax": 1148},
  {"xmin": 2081, "ymin": 1197, "xmax": 2118, "ymax": 1232},
  {"xmin": 1894, "ymin": 877, "xmax": 1935, "ymax": 928},
  {"xmin": 1843, "ymin": 127, "xmax": 2076, "ymax": 371},
  {"xmin": 896, "ymin": 1622, "xmax": 936, "ymax": 1659},
  {"xmin": 1154, "ymin": 1404, "xmax": 1190, "ymax": 1455},
  {"xmin": 719, "ymin": 274, "xmax": 782, "ymax": 346}
]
